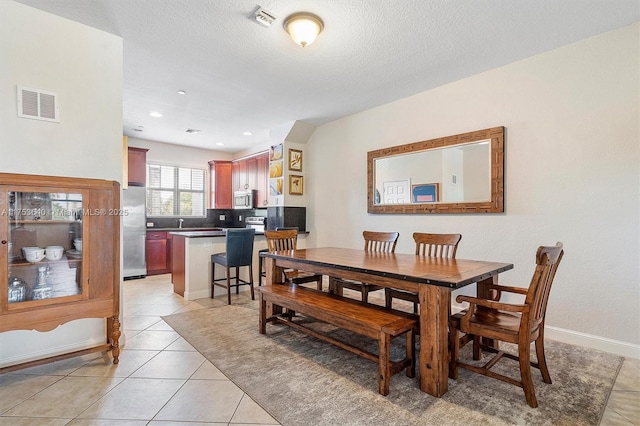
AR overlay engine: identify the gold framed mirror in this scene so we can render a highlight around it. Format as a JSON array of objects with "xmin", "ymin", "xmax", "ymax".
[{"xmin": 367, "ymin": 126, "xmax": 504, "ymax": 214}]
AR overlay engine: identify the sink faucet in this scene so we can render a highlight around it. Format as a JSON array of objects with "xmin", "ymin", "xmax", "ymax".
[{"xmin": 178, "ymin": 218, "xmax": 184, "ymax": 229}]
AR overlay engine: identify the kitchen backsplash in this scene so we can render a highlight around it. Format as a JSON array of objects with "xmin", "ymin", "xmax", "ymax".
[{"xmin": 146, "ymin": 208, "xmax": 269, "ymax": 229}]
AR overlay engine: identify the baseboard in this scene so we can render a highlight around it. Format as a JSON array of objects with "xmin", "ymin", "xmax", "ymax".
[
  {"xmin": 451, "ymin": 303, "xmax": 639, "ymax": 360},
  {"xmin": 183, "ymin": 288, "xmax": 210, "ymax": 301},
  {"xmin": 545, "ymin": 326, "xmax": 640, "ymax": 360},
  {"xmin": 0, "ymin": 337, "xmax": 108, "ymax": 368}
]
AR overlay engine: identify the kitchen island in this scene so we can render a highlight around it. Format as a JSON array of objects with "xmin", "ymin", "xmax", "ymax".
[{"xmin": 170, "ymin": 229, "xmax": 309, "ymax": 300}]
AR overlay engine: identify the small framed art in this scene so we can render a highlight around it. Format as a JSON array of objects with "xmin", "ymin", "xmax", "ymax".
[
  {"xmin": 289, "ymin": 174, "xmax": 303, "ymax": 195},
  {"xmin": 288, "ymin": 149, "xmax": 303, "ymax": 171}
]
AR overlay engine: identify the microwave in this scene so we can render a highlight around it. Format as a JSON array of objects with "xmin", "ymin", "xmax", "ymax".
[{"xmin": 233, "ymin": 190, "xmax": 256, "ymax": 209}]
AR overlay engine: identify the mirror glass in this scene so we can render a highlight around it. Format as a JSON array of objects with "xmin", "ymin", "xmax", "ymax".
[{"xmin": 367, "ymin": 127, "xmax": 504, "ymax": 214}]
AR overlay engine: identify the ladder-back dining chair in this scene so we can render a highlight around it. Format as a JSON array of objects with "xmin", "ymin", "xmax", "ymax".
[
  {"xmin": 448, "ymin": 242, "xmax": 564, "ymax": 408},
  {"xmin": 211, "ymin": 228, "xmax": 256, "ymax": 305},
  {"xmin": 385, "ymin": 232, "xmax": 461, "ymax": 313},
  {"xmin": 259, "ymin": 227, "xmax": 298, "ymax": 286},
  {"xmin": 332, "ymin": 231, "xmax": 399, "ymax": 303},
  {"xmin": 263, "ymin": 229, "xmax": 323, "ymax": 290}
]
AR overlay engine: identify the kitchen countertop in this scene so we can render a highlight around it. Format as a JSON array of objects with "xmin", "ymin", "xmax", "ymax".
[
  {"xmin": 147, "ymin": 227, "xmax": 225, "ymax": 232},
  {"xmin": 169, "ymin": 229, "xmax": 266, "ymax": 237}
]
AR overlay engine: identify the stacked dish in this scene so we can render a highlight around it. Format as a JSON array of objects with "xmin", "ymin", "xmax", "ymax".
[
  {"xmin": 45, "ymin": 246, "xmax": 64, "ymax": 261},
  {"xmin": 22, "ymin": 247, "xmax": 45, "ymax": 263}
]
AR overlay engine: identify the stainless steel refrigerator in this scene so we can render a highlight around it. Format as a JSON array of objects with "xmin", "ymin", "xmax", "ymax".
[{"xmin": 123, "ymin": 186, "xmax": 147, "ymax": 279}]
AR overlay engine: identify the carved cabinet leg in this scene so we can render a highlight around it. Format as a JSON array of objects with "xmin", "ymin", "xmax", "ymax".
[{"xmin": 110, "ymin": 315, "xmax": 121, "ymax": 364}]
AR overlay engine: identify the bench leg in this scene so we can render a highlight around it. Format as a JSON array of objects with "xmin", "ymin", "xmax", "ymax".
[
  {"xmin": 259, "ymin": 293, "xmax": 267, "ymax": 334},
  {"xmin": 378, "ymin": 332, "xmax": 391, "ymax": 396}
]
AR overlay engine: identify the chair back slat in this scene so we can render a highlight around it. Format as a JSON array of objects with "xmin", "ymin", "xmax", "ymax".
[
  {"xmin": 413, "ymin": 233, "xmax": 462, "ymax": 258},
  {"xmin": 264, "ymin": 229, "xmax": 298, "ymax": 252},
  {"xmin": 362, "ymin": 231, "xmax": 399, "ymax": 253},
  {"xmin": 526, "ymin": 242, "xmax": 564, "ymax": 327}
]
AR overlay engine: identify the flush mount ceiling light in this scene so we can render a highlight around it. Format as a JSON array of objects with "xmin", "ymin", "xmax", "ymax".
[{"xmin": 283, "ymin": 12, "xmax": 324, "ymax": 47}]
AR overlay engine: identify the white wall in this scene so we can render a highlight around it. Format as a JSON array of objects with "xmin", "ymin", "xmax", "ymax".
[
  {"xmin": 307, "ymin": 24, "xmax": 640, "ymax": 357},
  {"xmin": 0, "ymin": 1, "xmax": 123, "ymax": 366}
]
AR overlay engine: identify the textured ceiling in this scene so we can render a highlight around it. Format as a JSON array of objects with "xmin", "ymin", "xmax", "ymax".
[{"xmin": 14, "ymin": 0, "xmax": 640, "ymax": 153}]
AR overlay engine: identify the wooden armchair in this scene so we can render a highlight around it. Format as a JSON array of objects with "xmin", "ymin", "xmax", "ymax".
[
  {"xmin": 263, "ymin": 229, "xmax": 323, "ymax": 290},
  {"xmin": 448, "ymin": 242, "xmax": 564, "ymax": 408},
  {"xmin": 385, "ymin": 233, "xmax": 461, "ymax": 313},
  {"xmin": 332, "ymin": 231, "xmax": 399, "ymax": 302}
]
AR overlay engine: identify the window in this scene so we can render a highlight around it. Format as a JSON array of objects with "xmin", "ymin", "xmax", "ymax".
[{"xmin": 146, "ymin": 164, "xmax": 206, "ymax": 216}]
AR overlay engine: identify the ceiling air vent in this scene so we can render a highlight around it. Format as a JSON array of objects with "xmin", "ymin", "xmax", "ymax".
[{"xmin": 17, "ymin": 86, "xmax": 59, "ymax": 123}]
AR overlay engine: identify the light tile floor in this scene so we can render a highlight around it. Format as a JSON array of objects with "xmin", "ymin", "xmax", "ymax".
[
  {"xmin": 0, "ymin": 273, "xmax": 637, "ymax": 425},
  {"xmin": 0, "ymin": 274, "xmax": 280, "ymax": 426}
]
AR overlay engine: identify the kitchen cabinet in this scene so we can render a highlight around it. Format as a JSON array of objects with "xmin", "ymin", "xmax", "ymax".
[
  {"xmin": 127, "ymin": 147, "xmax": 148, "ymax": 186},
  {"xmin": 209, "ymin": 160, "xmax": 232, "ymax": 209},
  {"xmin": 0, "ymin": 172, "xmax": 120, "ymax": 372},
  {"xmin": 231, "ymin": 151, "xmax": 269, "ymax": 206},
  {"xmin": 256, "ymin": 152, "xmax": 269, "ymax": 207},
  {"xmin": 146, "ymin": 231, "xmax": 172, "ymax": 275}
]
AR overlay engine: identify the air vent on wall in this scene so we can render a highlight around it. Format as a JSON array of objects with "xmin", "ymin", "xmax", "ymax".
[{"xmin": 16, "ymin": 85, "xmax": 59, "ymax": 123}]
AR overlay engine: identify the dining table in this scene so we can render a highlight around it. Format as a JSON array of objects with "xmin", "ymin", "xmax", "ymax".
[{"xmin": 262, "ymin": 246, "xmax": 513, "ymax": 398}]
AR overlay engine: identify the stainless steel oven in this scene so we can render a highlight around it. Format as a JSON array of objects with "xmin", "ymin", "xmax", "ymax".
[
  {"xmin": 233, "ymin": 190, "xmax": 256, "ymax": 209},
  {"xmin": 245, "ymin": 216, "xmax": 265, "ymax": 233}
]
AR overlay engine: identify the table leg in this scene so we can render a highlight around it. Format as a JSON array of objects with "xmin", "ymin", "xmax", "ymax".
[
  {"xmin": 265, "ymin": 257, "xmax": 284, "ymax": 317},
  {"xmin": 328, "ymin": 276, "xmax": 338, "ymax": 294},
  {"xmin": 418, "ymin": 284, "xmax": 450, "ymax": 397}
]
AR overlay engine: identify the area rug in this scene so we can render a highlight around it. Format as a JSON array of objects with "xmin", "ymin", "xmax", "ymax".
[{"xmin": 162, "ymin": 301, "xmax": 622, "ymax": 426}]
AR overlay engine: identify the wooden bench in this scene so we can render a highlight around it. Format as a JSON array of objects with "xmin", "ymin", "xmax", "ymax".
[{"xmin": 257, "ymin": 283, "xmax": 416, "ymax": 395}]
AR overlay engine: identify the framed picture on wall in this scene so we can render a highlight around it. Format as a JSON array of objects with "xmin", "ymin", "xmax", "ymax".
[
  {"xmin": 289, "ymin": 175, "xmax": 303, "ymax": 195},
  {"xmin": 270, "ymin": 144, "xmax": 283, "ymax": 161},
  {"xmin": 411, "ymin": 183, "xmax": 439, "ymax": 203},
  {"xmin": 288, "ymin": 149, "xmax": 302, "ymax": 171}
]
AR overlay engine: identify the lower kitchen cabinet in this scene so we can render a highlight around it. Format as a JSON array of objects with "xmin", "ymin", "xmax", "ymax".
[{"xmin": 146, "ymin": 231, "xmax": 172, "ymax": 275}]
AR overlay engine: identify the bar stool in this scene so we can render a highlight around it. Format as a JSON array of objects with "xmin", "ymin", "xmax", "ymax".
[
  {"xmin": 258, "ymin": 248, "xmax": 268, "ymax": 286},
  {"xmin": 211, "ymin": 228, "xmax": 256, "ymax": 304}
]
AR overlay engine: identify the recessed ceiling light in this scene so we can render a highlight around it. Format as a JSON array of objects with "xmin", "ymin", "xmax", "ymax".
[
  {"xmin": 243, "ymin": 131, "xmax": 253, "ymax": 136},
  {"xmin": 149, "ymin": 111, "xmax": 162, "ymax": 118},
  {"xmin": 216, "ymin": 142, "xmax": 224, "ymax": 146},
  {"xmin": 185, "ymin": 128, "xmax": 201, "ymax": 134},
  {"xmin": 177, "ymin": 90, "xmax": 186, "ymax": 95}
]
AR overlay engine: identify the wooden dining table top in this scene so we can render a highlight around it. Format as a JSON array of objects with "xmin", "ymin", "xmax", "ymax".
[{"xmin": 263, "ymin": 247, "xmax": 513, "ymax": 289}]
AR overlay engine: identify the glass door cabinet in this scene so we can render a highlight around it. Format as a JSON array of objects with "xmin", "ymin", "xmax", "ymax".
[
  {"xmin": 0, "ymin": 173, "xmax": 120, "ymax": 372},
  {"xmin": 8, "ymin": 189, "xmax": 85, "ymax": 305}
]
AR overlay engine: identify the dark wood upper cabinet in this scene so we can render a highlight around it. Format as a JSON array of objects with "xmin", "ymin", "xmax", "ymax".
[
  {"xmin": 222, "ymin": 151, "xmax": 269, "ymax": 207},
  {"xmin": 209, "ymin": 160, "xmax": 232, "ymax": 209},
  {"xmin": 256, "ymin": 152, "xmax": 269, "ymax": 207},
  {"xmin": 127, "ymin": 147, "xmax": 148, "ymax": 187}
]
